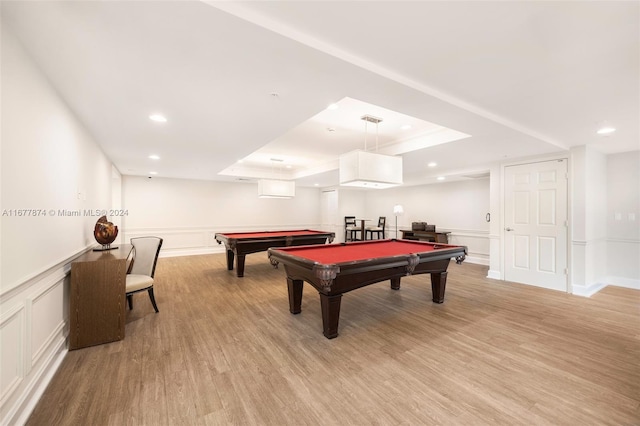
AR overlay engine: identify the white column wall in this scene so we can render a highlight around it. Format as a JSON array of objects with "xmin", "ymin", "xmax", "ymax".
[
  {"xmin": 487, "ymin": 163, "xmax": 502, "ymax": 279},
  {"xmin": 570, "ymin": 145, "xmax": 609, "ymax": 296},
  {"xmin": 1, "ymin": 25, "xmax": 115, "ymax": 425},
  {"xmin": 606, "ymin": 151, "xmax": 640, "ymax": 288}
]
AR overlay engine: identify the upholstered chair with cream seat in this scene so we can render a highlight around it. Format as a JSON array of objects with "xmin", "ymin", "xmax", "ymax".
[
  {"xmin": 126, "ymin": 236, "xmax": 163, "ymax": 313},
  {"xmin": 365, "ymin": 216, "xmax": 386, "ymax": 240}
]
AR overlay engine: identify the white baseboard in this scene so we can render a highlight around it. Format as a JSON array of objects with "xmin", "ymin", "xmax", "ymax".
[
  {"xmin": 159, "ymin": 246, "xmax": 222, "ymax": 258},
  {"xmin": 487, "ymin": 270, "xmax": 501, "ymax": 280},
  {"xmin": 572, "ymin": 282, "xmax": 608, "ymax": 297},
  {"xmin": 572, "ymin": 276, "xmax": 639, "ymax": 298},
  {"xmin": 464, "ymin": 255, "xmax": 489, "ymax": 266},
  {"xmin": 605, "ymin": 276, "xmax": 640, "ymax": 290}
]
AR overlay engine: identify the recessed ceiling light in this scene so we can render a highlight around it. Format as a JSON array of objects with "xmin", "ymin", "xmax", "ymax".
[
  {"xmin": 427, "ymin": 162, "xmax": 437, "ymax": 167},
  {"xmin": 597, "ymin": 127, "xmax": 616, "ymax": 135},
  {"xmin": 285, "ymin": 165, "xmax": 292, "ymax": 169},
  {"xmin": 400, "ymin": 124, "xmax": 412, "ymax": 130},
  {"xmin": 149, "ymin": 171, "xmax": 158, "ymax": 175},
  {"xmin": 327, "ymin": 127, "xmax": 336, "ymax": 132},
  {"xmin": 437, "ymin": 176, "xmax": 445, "ymax": 181},
  {"xmin": 314, "ymin": 183, "xmax": 319, "ymax": 186},
  {"xmin": 148, "ymin": 154, "xmax": 160, "ymax": 160},
  {"xmin": 327, "ymin": 103, "xmax": 339, "ymax": 110},
  {"xmin": 149, "ymin": 114, "xmax": 167, "ymax": 123}
]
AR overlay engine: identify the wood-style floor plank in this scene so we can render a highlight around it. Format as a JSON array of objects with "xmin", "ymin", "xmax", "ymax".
[{"xmin": 26, "ymin": 253, "xmax": 640, "ymax": 425}]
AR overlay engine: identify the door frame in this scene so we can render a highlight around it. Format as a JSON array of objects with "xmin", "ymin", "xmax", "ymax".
[{"xmin": 500, "ymin": 154, "xmax": 572, "ymax": 293}]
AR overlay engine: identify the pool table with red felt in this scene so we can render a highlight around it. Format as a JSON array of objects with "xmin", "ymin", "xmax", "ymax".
[
  {"xmin": 268, "ymin": 239, "xmax": 466, "ymax": 339},
  {"xmin": 214, "ymin": 230, "xmax": 335, "ymax": 277}
]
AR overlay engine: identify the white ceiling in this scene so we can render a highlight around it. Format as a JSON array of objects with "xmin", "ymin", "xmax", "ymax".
[{"xmin": 3, "ymin": 1, "xmax": 638, "ymax": 188}]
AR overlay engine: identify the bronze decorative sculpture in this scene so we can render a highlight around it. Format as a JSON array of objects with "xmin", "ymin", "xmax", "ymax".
[{"xmin": 93, "ymin": 215, "xmax": 118, "ymax": 251}]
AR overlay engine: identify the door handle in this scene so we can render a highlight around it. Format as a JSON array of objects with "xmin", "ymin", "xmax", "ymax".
[{"xmin": 505, "ymin": 227, "xmax": 514, "ymax": 231}]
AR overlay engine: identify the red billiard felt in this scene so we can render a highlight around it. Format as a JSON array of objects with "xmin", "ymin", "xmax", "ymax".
[
  {"xmin": 221, "ymin": 230, "xmax": 328, "ymax": 239},
  {"xmin": 280, "ymin": 240, "xmax": 446, "ymax": 264}
]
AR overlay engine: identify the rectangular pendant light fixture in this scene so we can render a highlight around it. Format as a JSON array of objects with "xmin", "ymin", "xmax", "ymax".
[
  {"xmin": 258, "ymin": 179, "xmax": 295, "ymax": 198},
  {"xmin": 339, "ymin": 114, "xmax": 403, "ymax": 189},
  {"xmin": 339, "ymin": 150, "xmax": 403, "ymax": 189}
]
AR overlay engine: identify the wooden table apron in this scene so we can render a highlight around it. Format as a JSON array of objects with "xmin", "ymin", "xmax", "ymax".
[{"xmin": 268, "ymin": 242, "xmax": 466, "ymax": 339}]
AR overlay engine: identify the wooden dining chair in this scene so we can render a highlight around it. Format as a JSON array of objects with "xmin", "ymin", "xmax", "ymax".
[
  {"xmin": 344, "ymin": 216, "xmax": 359, "ymax": 242},
  {"xmin": 365, "ymin": 216, "xmax": 386, "ymax": 240}
]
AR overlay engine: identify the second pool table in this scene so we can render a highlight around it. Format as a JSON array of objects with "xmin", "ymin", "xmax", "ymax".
[
  {"xmin": 268, "ymin": 239, "xmax": 467, "ymax": 339},
  {"xmin": 215, "ymin": 229, "xmax": 335, "ymax": 277}
]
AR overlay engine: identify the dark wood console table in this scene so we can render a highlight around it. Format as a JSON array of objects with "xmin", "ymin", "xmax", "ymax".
[
  {"xmin": 69, "ymin": 244, "xmax": 132, "ymax": 350},
  {"xmin": 400, "ymin": 229, "xmax": 451, "ymax": 244}
]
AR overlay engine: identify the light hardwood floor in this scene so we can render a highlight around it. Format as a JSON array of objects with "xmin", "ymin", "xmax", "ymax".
[{"xmin": 27, "ymin": 253, "xmax": 640, "ymax": 425}]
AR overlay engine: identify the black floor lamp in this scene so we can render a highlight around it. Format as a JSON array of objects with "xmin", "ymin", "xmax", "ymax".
[{"xmin": 393, "ymin": 204, "xmax": 404, "ymax": 239}]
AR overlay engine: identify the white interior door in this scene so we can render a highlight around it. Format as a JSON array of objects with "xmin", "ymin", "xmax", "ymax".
[
  {"xmin": 321, "ymin": 189, "xmax": 338, "ymax": 238},
  {"xmin": 504, "ymin": 159, "xmax": 568, "ymax": 291}
]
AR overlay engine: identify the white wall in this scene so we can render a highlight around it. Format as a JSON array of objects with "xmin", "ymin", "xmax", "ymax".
[
  {"xmin": 586, "ymin": 148, "xmax": 609, "ymax": 287},
  {"xmin": 606, "ymin": 151, "xmax": 640, "ymax": 288},
  {"xmin": 121, "ymin": 176, "xmax": 323, "ymax": 256},
  {"xmin": 121, "ymin": 176, "xmax": 491, "ymax": 263},
  {"xmin": 0, "ymin": 25, "xmax": 115, "ymax": 425}
]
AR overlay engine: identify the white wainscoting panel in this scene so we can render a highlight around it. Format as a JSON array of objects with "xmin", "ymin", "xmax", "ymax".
[
  {"xmin": 0, "ymin": 257, "xmax": 75, "ymax": 426},
  {"xmin": 1, "ymin": 304, "xmax": 25, "ymax": 406},
  {"xmin": 28, "ymin": 275, "xmax": 67, "ymax": 368},
  {"xmin": 606, "ymin": 238, "xmax": 640, "ymax": 289},
  {"xmin": 446, "ymin": 229, "xmax": 490, "ymax": 266}
]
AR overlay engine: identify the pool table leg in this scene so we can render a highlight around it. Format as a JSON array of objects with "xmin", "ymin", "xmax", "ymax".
[
  {"xmin": 431, "ymin": 271, "xmax": 447, "ymax": 303},
  {"xmin": 226, "ymin": 250, "xmax": 234, "ymax": 271},
  {"xmin": 287, "ymin": 278, "xmax": 303, "ymax": 314},
  {"xmin": 390, "ymin": 277, "xmax": 401, "ymax": 290},
  {"xmin": 319, "ymin": 293, "xmax": 342, "ymax": 339},
  {"xmin": 235, "ymin": 254, "xmax": 246, "ymax": 277}
]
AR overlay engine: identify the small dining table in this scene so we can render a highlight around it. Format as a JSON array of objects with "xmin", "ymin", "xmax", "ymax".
[{"xmin": 353, "ymin": 218, "xmax": 371, "ymax": 241}]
